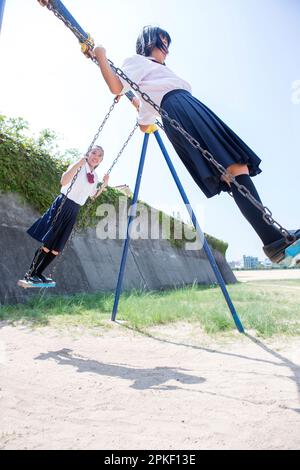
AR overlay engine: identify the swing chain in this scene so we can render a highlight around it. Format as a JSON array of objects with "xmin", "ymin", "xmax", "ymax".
[
  {"xmin": 155, "ymin": 120, "xmax": 165, "ymax": 132},
  {"xmin": 47, "ymin": 2, "xmax": 89, "ymax": 44},
  {"xmin": 110, "ymin": 65, "xmax": 294, "ymax": 243},
  {"xmin": 45, "ymin": 1, "xmax": 294, "ymax": 244},
  {"xmin": 26, "ymin": 90, "xmax": 119, "ymax": 278},
  {"xmin": 44, "ymin": 96, "xmax": 118, "ymax": 240},
  {"xmin": 46, "ymin": 121, "xmax": 137, "ymax": 278},
  {"xmin": 26, "ymin": 169, "xmax": 79, "ymax": 278},
  {"xmin": 26, "ymin": 3, "xmax": 132, "ymax": 282},
  {"xmin": 49, "ymin": 121, "xmax": 139, "ymax": 280},
  {"xmin": 107, "ymin": 121, "xmax": 139, "ymax": 176},
  {"xmin": 86, "ymin": 97, "xmax": 119, "ymax": 155},
  {"xmin": 38, "ymin": 98, "xmax": 122, "ymax": 279}
]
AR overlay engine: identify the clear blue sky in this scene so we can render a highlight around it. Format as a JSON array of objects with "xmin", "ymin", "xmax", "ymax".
[{"xmin": 0, "ymin": 0, "xmax": 299, "ymax": 261}]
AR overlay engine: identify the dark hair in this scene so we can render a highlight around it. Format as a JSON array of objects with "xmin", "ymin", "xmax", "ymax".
[
  {"xmin": 136, "ymin": 26, "xmax": 171, "ymax": 57},
  {"xmin": 87, "ymin": 145, "xmax": 104, "ymax": 158},
  {"xmin": 94, "ymin": 145, "xmax": 104, "ymax": 156}
]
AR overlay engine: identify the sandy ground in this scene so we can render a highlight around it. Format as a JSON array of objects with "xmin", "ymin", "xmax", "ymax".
[{"xmin": 1, "ymin": 321, "xmax": 300, "ymax": 450}]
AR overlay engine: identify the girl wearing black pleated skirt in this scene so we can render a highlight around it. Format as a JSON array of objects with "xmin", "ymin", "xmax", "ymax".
[
  {"xmin": 93, "ymin": 26, "xmax": 299, "ymax": 266},
  {"xmin": 23, "ymin": 146, "xmax": 109, "ymax": 285}
]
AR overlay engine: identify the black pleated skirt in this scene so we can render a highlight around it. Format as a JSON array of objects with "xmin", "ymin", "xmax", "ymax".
[
  {"xmin": 161, "ymin": 89, "xmax": 262, "ymax": 198},
  {"xmin": 27, "ymin": 195, "xmax": 80, "ymax": 252}
]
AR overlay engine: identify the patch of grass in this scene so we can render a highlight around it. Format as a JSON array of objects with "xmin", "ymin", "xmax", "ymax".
[{"xmin": 1, "ymin": 280, "xmax": 300, "ymax": 337}]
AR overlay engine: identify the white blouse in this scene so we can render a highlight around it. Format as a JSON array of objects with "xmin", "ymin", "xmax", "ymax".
[
  {"xmin": 120, "ymin": 54, "xmax": 192, "ymax": 125},
  {"xmin": 61, "ymin": 162, "xmax": 99, "ymax": 206}
]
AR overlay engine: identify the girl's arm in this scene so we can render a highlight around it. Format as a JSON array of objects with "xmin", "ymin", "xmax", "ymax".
[
  {"xmin": 92, "ymin": 48, "xmax": 148, "ymax": 129},
  {"xmin": 92, "ymin": 186, "xmax": 106, "ymax": 201},
  {"xmin": 61, "ymin": 157, "xmax": 86, "ymax": 186},
  {"xmin": 93, "ymin": 46, "xmax": 123, "ymax": 94},
  {"xmin": 92, "ymin": 48, "xmax": 143, "ymax": 113}
]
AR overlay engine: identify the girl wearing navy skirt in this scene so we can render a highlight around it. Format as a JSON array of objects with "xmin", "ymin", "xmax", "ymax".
[
  {"xmin": 24, "ymin": 146, "xmax": 109, "ymax": 285},
  {"xmin": 92, "ymin": 26, "xmax": 299, "ymax": 265}
]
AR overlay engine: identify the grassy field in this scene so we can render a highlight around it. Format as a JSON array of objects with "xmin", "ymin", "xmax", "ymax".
[{"xmin": 1, "ymin": 279, "xmax": 300, "ymax": 338}]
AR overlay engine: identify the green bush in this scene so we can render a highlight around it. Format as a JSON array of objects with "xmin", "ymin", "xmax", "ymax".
[
  {"xmin": 0, "ymin": 114, "xmax": 124, "ymax": 230},
  {"xmin": 0, "ymin": 114, "xmax": 228, "ymax": 255}
]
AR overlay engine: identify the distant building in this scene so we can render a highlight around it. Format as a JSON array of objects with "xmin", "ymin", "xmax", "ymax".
[
  {"xmin": 114, "ymin": 185, "xmax": 133, "ymax": 198},
  {"xmin": 228, "ymin": 260, "xmax": 243, "ymax": 269},
  {"xmin": 243, "ymin": 256, "xmax": 259, "ymax": 269}
]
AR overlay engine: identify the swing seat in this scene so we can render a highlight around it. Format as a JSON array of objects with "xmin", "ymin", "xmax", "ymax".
[
  {"xmin": 17, "ymin": 279, "xmax": 56, "ymax": 289},
  {"xmin": 280, "ymin": 239, "xmax": 300, "ymax": 267}
]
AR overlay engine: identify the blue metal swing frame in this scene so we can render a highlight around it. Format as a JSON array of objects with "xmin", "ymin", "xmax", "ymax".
[
  {"xmin": 0, "ymin": 0, "xmax": 6, "ymax": 33},
  {"xmin": 6, "ymin": 0, "xmax": 244, "ymax": 332},
  {"xmin": 112, "ymin": 130, "xmax": 244, "ymax": 333}
]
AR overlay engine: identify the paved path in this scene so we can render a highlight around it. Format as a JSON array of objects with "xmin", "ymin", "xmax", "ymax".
[{"xmin": 234, "ymin": 270, "xmax": 300, "ymax": 283}]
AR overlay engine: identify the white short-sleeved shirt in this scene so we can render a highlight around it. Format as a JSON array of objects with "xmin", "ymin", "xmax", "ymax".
[
  {"xmin": 61, "ymin": 162, "xmax": 99, "ymax": 206},
  {"xmin": 120, "ymin": 55, "xmax": 192, "ymax": 125}
]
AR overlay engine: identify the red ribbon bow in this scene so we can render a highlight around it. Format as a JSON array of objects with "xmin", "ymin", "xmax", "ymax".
[{"xmin": 87, "ymin": 172, "xmax": 95, "ymax": 184}]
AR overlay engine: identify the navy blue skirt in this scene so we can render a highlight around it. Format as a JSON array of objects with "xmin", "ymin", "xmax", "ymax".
[
  {"xmin": 27, "ymin": 195, "xmax": 80, "ymax": 252},
  {"xmin": 161, "ymin": 89, "xmax": 262, "ymax": 198}
]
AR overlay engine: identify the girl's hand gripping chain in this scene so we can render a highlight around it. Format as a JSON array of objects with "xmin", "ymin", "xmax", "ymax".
[
  {"xmin": 102, "ymin": 173, "xmax": 110, "ymax": 188},
  {"xmin": 91, "ymin": 174, "xmax": 110, "ymax": 201}
]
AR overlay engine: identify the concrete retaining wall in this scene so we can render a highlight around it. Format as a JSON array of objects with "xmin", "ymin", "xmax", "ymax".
[{"xmin": 0, "ymin": 193, "xmax": 236, "ymax": 304}]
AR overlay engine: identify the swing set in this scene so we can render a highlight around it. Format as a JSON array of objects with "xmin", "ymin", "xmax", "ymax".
[{"xmin": 4, "ymin": 0, "xmax": 298, "ymax": 333}]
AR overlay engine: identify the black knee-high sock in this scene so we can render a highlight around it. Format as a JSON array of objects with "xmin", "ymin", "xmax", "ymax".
[
  {"xmin": 230, "ymin": 175, "xmax": 283, "ymax": 246},
  {"xmin": 35, "ymin": 252, "xmax": 57, "ymax": 276},
  {"xmin": 27, "ymin": 249, "xmax": 48, "ymax": 276}
]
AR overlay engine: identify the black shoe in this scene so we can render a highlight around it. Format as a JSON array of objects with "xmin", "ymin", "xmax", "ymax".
[
  {"xmin": 38, "ymin": 274, "xmax": 55, "ymax": 284},
  {"xmin": 263, "ymin": 230, "xmax": 300, "ymax": 264},
  {"xmin": 24, "ymin": 274, "xmax": 44, "ymax": 285},
  {"xmin": 19, "ymin": 273, "xmax": 55, "ymax": 290}
]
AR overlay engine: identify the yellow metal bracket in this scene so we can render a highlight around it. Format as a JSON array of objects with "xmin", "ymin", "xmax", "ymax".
[
  {"xmin": 80, "ymin": 33, "xmax": 95, "ymax": 57},
  {"xmin": 145, "ymin": 124, "xmax": 158, "ymax": 134}
]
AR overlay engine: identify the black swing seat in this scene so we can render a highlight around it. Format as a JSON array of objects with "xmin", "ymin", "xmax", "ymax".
[{"xmin": 18, "ymin": 278, "xmax": 56, "ymax": 289}]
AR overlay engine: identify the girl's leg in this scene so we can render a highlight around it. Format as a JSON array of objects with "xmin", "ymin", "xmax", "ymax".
[
  {"xmin": 226, "ymin": 163, "xmax": 249, "ymax": 177},
  {"xmin": 26, "ymin": 247, "xmax": 49, "ymax": 277},
  {"xmin": 26, "ymin": 246, "xmax": 59, "ymax": 280},
  {"xmin": 226, "ymin": 164, "xmax": 283, "ymax": 246},
  {"xmin": 35, "ymin": 250, "xmax": 59, "ymax": 278}
]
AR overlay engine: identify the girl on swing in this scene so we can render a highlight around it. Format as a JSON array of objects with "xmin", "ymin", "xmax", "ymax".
[
  {"xmin": 20, "ymin": 146, "xmax": 109, "ymax": 287},
  {"xmin": 91, "ymin": 25, "xmax": 299, "ymax": 266}
]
